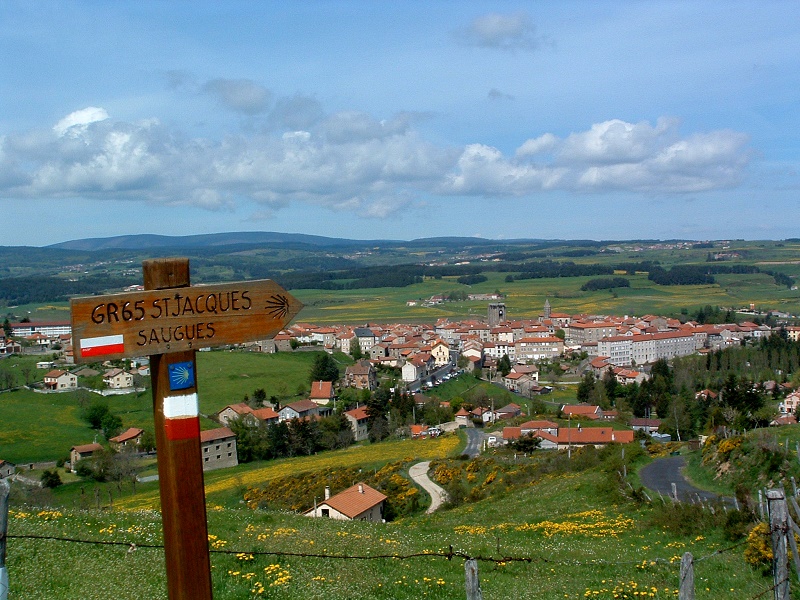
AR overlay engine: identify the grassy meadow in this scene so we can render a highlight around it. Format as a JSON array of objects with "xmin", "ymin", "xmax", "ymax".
[{"xmin": 7, "ymin": 452, "xmax": 776, "ymax": 600}]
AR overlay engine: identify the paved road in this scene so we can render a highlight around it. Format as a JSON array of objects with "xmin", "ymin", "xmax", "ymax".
[
  {"xmin": 639, "ymin": 456, "xmax": 724, "ymax": 503},
  {"xmin": 464, "ymin": 428, "xmax": 483, "ymax": 457},
  {"xmin": 409, "ymin": 461, "xmax": 449, "ymax": 513}
]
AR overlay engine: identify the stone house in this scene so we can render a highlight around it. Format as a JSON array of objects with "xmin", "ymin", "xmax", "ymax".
[
  {"xmin": 200, "ymin": 427, "xmax": 238, "ymax": 471},
  {"xmin": 344, "ymin": 360, "xmax": 377, "ymax": 390}
]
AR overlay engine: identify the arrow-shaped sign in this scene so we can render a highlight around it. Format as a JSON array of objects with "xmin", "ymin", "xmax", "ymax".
[{"xmin": 71, "ymin": 279, "xmax": 302, "ymax": 363}]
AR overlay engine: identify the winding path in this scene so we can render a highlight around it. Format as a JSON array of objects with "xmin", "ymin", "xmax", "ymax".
[
  {"xmin": 639, "ymin": 456, "xmax": 726, "ymax": 503},
  {"xmin": 409, "ymin": 461, "xmax": 449, "ymax": 513}
]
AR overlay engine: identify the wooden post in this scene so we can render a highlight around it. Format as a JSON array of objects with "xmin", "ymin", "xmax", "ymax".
[
  {"xmin": 1, "ymin": 479, "xmax": 9, "ymax": 600},
  {"xmin": 767, "ymin": 489, "xmax": 790, "ymax": 600},
  {"xmin": 671, "ymin": 482, "xmax": 678, "ymax": 502},
  {"xmin": 145, "ymin": 259, "xmax": 213, "ymax": 600},
  {"xmin": 679, "ymin": 552, "xmax": 694, "ymax": 600},
  {"xmin": 465, "ymin": 558, "xmax": 483, "ymax": 600},
  {"xmin": 760, "ymin": 490, "xmax": 765, "ymax": 520}
]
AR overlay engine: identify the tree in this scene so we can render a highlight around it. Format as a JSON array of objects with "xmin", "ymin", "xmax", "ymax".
[
  {"xmin": 366, "ymin": 385, "xmax": 391, "ymax": 442},
  {"xmin": 82, "ymin": 400, "xmax": 112, "ymax": 429},
  {"xmin": 309, "ymin": 353, "xmax": 340, "ymax": 383},
  {"xmin": 101, "ymin": 412, "xmax": 123, "ymax": 440},
  {"xmin": 253, "ymin": 388, "xmax": 267, "ymax": 405},
  {"xmin": 602, "ymin": 368, "xmax": 620, "ymax": 404},
  {"xmin": 577, "ymin": 372, "xmax": 596, "ymax": 403},
  {"xmin": 139, "ymin": 430, "xmax": 156, "ymax": 452},
  {"xmin": 513, "ymin": 433, "xmax": 541, "ymax": 453},
  {"xmin": 351, "ymin": 337, "xmax": 363, "ymax": 360},
  {"xmin": 2, "ymin": 318, "xmax": 11, "ymax": 339},
  {"xmin": 41, "ymin": 469, "xmax": 63, "ymax": 488},
  {"xmin": 497, "ymin": 354, "xmax": 512, "ymax": 377}
]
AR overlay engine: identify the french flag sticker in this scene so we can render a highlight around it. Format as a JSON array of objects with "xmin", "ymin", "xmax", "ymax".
[{"xmin": 80, "ymin": 334, "xmax": 125, "ymax": 358}]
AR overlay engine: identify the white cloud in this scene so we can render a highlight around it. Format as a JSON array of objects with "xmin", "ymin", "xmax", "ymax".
[
  {"xmin": 559, "ymin": 118, "xmax": 678, "ymax": 164},
  {"xmin": 455, "ymin": 12, "xmax": 548, "ymax": 51},
  {"xmin": 0, "ymin": 108, "xmax": 751, "ymax": 214},
  {"xmin": 516, "ymin": 133, "xmax": 559, "ymax": 157},
  {"xmin": 442, "ymin": 119, "xmax": 750, "ymax": 196},
  {"xmin": 53, "ymin": 107, "xmax": 109, "ymax": 137}
]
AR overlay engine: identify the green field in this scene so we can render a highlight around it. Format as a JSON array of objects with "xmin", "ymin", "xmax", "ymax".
[
  {"xmin": 293, "ymin": 273, "xmax": 800, "ymax": 324},
  {"xmin": 0, "ymin": 350, "xmax": 352, "ymax": 464},
  {"xmin": 8, "ymin": 239, "xmax": 800, "ymax": 325},
  {"xmin": 7, "ymin": 448, "xmax": 775, "ymax": 599}
]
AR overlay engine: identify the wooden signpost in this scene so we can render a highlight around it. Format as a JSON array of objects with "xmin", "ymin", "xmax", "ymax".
[{"xmin": 70, "ymin": 258, "xmax": 302, "ymax": 600}]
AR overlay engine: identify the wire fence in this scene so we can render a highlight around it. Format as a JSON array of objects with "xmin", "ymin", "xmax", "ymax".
[{"xmin": 2, "ymin": 529, "xmax": 777, "ymax": 600}]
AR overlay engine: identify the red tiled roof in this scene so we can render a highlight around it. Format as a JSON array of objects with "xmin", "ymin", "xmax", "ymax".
[
  {"xmin": 315, "ymin": 482, "xmax": 387, "ymax": 519},
  {"xmin": 345, "ymin": 406, "xmax": 370, "ymax": 421},
  {"xmin": 109, "ymin": 427, "xmax": 144, "ymax": 443},
  {"xmin": 71, "ymin": 443, "xmax": 103, "ymax": 453},
  {"xmin": 309, "ymin": 381, "xmax": 334, "ymax": 399},
  {"xmin": 200, "ymin": 427, "xmax": 235, "ymax": 443}
]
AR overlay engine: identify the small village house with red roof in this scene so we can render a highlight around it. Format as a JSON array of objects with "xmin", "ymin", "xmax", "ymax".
[
  {"xmin": 309, "ymin": 380, "xmax": 335, "ymax": 406},
  {"xmin": 535, "ymin": 426, "xmax": 634, "ymax": 450},
  {"xmin": 304, "ymin": 482, "xmax": 387, "ymax": 522},
  {"xmin": 781, "ymin": 391, "xmax": 800, "ymax": 415},
  {"xmin": 344, "ymin": 406, "xmax": 370, "ymax": 441},
  {"xmin": 109, "ymin": 427, "xmax": 144, "ymax": 451},
  {"xmin": 494, "ymin": 403, "xmax": 522, "ymax": 420},
  {"xmin": 771, "ymin": 415, "xmax": 798, "ymax": 427},
  {"xmin": 471, "ymin": 406, "xmax": 494, "ymax": 424},
  {"xmin": 561, "ymin": 404, "xmax": 604, "ymax": 420},
  {"xmin": 43, "ymin": 369, "xmax": 77, "ymax": 391},
  {"xmin": 70, "ymin": 442, "xmax": 104, "ymax": 471},
  {"xmin": 410, "ymin": 424, "xmax": 429, "ymax": 438},
  {"xmin": 630, "ymin": 418, "xmax": 661, "ymax": 434},
  {"xmin": 103, "ymin": 368, "xmax": 133, "ymax": 389},
  {"xmin": 279, "ymin": 399, "xmax": 330, "ymax": 422},
  {"xmin": 200, "ymin": 427, "xmax": 238, "ymax": 470},
  {"xmin": 454, "ymin": 407, "xmax": 471, "ymax": 427},
  {"xmin": 217, "ymin": 403, "xmax": 279, "ymax": 426}
]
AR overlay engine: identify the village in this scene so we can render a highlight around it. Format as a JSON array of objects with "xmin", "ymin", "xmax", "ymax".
[{"xmin": 3, "ymin": 297, "xmax": 800, "ymax": 506}]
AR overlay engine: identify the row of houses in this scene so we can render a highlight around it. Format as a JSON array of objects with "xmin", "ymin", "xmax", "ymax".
[
  {"xmin": 42, "ymin": 367, "xmax": 139, "ymax": 391},
  {"xmin": 67, "ymin": 426, "xmax": 238, "ymax": 473},
  {"xmin": 501, "ymin": 418, "xmax": 636, "ymax": 449}
]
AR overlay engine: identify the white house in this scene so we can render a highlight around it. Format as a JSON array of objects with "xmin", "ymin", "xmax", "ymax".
[{"xmin": 304, "ymin": 482, "xmax": 387, "ymax": 522}]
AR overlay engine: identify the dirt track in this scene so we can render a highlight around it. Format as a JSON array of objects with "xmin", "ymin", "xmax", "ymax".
[{"xmin": 409, "ymin": 461, "xmax": 449, "ymax": 513}]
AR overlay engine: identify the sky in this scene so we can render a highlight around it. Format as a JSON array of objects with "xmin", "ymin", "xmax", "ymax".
[{"xmin": 1, "ymin": 1, "xmax": 799, "ymax": 246}]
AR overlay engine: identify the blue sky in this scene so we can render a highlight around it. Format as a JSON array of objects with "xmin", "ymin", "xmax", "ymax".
[{"xmin": 1, "ymin": 1, "xmax": 799, "ymax": 246}]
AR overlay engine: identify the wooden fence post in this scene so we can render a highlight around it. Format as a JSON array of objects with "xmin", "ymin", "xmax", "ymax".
[
  {"xmin": 465, "ymin": 558, "xmax": 483, "ymax": 600},
  {"xmin": 767, "ymin": 489, "xmax": 790, "ymax": 600},
  {"xmin": 1, "ymin": 478, "xmax": 9, "ymax": 600},
  {"xmin": 679, "ymin": 552, "xmax": 694, "ymax": 600}
]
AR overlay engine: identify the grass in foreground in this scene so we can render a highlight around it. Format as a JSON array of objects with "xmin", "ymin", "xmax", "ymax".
[{"xmin": 8, "ymin": 456, "xmax": 774, "ymax": 600}]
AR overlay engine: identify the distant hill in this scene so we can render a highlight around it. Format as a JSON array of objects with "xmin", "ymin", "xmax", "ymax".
[
  {"xmin": 47, "ymin": 232, "xmax": 379, "ymax": 251},
  {"xmin": 46, "ymin": 232, "xmax": 529, "ymax": 252}
]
